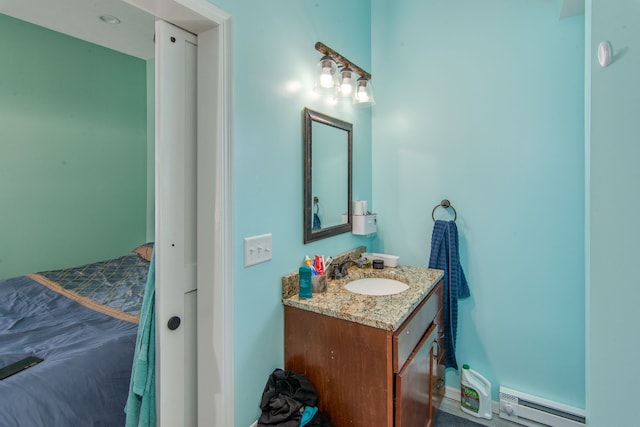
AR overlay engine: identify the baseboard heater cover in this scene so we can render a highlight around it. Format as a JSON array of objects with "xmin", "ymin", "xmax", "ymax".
[{"xmin": 499, "ymin": 386, "xmax": 585, "ymax": 427}]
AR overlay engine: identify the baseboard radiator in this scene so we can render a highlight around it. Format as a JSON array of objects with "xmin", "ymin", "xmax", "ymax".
[{"xmin": 499, "ymin": 386, "xmax": 585, "ymax": 427}]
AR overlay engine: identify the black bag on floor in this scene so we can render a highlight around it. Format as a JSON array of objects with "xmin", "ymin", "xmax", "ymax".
[{"xmin": 257, "ymin": 368, "xmax": 332, "ymax": 427}]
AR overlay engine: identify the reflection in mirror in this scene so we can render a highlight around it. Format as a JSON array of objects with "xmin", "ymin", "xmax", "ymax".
[
  {"xmin": 303, "ymin": 108, "xmax": 352, "ymax": 243},
  {"xmin": 312, "ymin": 121, "xmax": 348, "ymax": 228}
]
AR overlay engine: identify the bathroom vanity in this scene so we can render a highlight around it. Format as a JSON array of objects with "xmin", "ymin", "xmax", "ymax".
[{"xmin": 282, "ymin": 264, "xmax": 445, "ymax": 427}]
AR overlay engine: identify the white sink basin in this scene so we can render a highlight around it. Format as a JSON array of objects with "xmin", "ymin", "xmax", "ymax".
[{"xmin": 344, "ymin": 278, "xmax": 409, "ymax": 296}]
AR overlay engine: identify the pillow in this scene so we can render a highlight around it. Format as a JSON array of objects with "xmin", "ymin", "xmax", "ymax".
[{"xmin": 132, "ymin": 242, "xmax": 154, "ymax": 262}]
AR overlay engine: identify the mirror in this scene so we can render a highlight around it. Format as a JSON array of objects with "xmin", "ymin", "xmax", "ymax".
[{"xmin": 303, "ymin": 108, "xmax": 353, "ymax": 243}]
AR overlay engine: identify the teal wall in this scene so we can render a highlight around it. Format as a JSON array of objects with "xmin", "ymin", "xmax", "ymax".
[
  {"xmin": 587, "ymin": 0, "xmax": 640, "ymax": 425},
  {"xmin": 0, "ymin": 14, "xmax": 148, "ymax": 279},
  {"xmin": 371, "ymin": 0, "xmax": 585, "ymax": 408},
  {"xmin": 14, "ymin": 0, "xmax": 639, "ymax": 423},
  {"xmin": 207, "ymin": 1, "xmax": 373, "ymax": 424}
]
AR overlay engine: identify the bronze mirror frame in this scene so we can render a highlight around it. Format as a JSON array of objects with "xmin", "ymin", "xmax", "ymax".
[{"xmin": 303, "ymin": 107, "xmax": 353, "ymax": 243}]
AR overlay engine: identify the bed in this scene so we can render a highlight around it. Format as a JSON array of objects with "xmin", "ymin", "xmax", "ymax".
[{"xmin": 0, "ymin": 249, "xmax": 151, "ymax": 426}]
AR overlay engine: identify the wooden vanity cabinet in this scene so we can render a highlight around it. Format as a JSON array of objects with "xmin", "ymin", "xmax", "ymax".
[
  {"xmin": 284, "ymin": 279, "xmax": 444, "ymax": 427},
  {"xmin": 432, "ymin": 307, "xmax": 446, "ymax": 416}
]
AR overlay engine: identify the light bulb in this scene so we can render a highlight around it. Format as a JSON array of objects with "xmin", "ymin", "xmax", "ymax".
[
  {"xmin": 339, "ymin": 68, "xmax": 353, "ymax": 96},
  {"xmin": 320, "ymin": 69, "xmax": 334, "ymax": 88},
  {"xmin": 317, "ymin": 56, "xmax": 337, "ymax": 88},
  {"xmin": 356, "ymin": 86, "xmax": 369, "ymax": 102},
  {"xmin": 341, "ymin": 77, "xmax": 352, "ymax": 95}
]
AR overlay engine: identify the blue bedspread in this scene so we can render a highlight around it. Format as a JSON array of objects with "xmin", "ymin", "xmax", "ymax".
[
  {"xmin": 34, "ymin": 254, "xmax": 149, "ymax": 318},
  {"xmin": 0, "ymin": 256, "xmax": 148, "ymax": 427}
]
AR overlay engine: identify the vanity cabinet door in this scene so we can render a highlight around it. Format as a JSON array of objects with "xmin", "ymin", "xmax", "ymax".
[
  {"xmin": 395, "ymin": 323, "xmax": 439, "ymax": 427},
  {"xmin": 284, "ymin": 306, "xmax": 393, "ymax": 427},
  {"xmin": 431, "ymin": 309, "xmax": 446, "ymax": 415}
]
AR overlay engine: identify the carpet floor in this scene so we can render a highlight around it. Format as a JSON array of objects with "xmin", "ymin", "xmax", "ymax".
[{"xmin": 435, "ymin": 410, "xmax": 485, "ymax": 426}]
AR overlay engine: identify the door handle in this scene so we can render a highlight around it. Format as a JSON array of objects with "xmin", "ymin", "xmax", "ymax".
[{"xmin": 167, "ymin": 316, "xmax": 181, "ymax": 330}]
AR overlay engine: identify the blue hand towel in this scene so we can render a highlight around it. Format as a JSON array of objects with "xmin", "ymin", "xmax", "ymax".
[
  {"xmin": 428, "ymin": 220, "xmax": 470, "ymax": 370},
  {"xmin": 125, "ymin": 252, "xmax": 156, "ymax": 427}
]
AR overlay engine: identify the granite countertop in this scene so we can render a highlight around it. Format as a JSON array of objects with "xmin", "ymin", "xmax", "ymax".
[{"xmin": 282, "ymin": 265, "xmax": 444, "ymax": 331}]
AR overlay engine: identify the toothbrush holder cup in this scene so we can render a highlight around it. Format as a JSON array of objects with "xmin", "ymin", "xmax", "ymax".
[{"xmin": 312, "ymin": 275, "xmax": 327, "ymax": 293}]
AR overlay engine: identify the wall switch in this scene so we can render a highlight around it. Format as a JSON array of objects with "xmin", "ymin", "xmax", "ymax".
[{"xmin": 244, "ymin": 233, "xmax": 273, "ymax": 267}]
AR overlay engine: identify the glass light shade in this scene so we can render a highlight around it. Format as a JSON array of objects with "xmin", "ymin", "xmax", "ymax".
[
  {"xmin": 339, "ymin": 68, "xmax": 354, "ymax": 96},
  {"xmin": 316, "ymin": 55, "xmax": 337, "ymax": 89},
  {"xmin": 353, "ymin": 78, "xmax": 375, "ymax": 105}
]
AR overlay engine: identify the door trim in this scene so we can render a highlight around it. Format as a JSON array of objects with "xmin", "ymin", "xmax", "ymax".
[{"xmin": 126, "ymin": 1, "xmax": 234, "ymax": 426}]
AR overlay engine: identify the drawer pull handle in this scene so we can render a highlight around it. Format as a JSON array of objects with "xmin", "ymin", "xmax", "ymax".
[{"xmin": 432, "ymin": 339, "xmax": 440, "ymax": 357}]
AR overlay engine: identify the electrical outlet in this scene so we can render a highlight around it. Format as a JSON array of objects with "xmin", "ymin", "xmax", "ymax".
[{"xmin": 244, "ymin": 233, "xmax": 273, "ymax": 267}]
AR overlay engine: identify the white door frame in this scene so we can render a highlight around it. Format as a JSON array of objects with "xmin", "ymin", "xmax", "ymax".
[
  {"xmin": 154, "ymin": 19, "xmax": 198, "ymax": 427},
  {"xmin": 126, "ymin": 1, "xmax": 233, "ymax": 426}
]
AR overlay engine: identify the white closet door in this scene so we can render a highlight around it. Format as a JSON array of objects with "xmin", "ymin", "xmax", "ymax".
[{"xmin": 155, "ymin": 19, "xmax": 198, "ymax": 427}]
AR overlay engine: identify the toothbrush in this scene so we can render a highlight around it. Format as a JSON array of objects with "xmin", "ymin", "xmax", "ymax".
[{"xmin": 324, "ymin": 256, "xmax": 333, "ymax": 270}]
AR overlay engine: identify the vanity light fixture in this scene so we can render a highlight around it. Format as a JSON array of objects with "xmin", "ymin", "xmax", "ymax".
[
  {"xmin": 339, "ymin": 67, "xmax": 354, "ymax": 97},
  {"xmin": 354, "ymin": 77, "xmax": 374, "ymax": 104},
  {"xmin": 314, "ymin": 42, "xmax": 375, "ymax": 106},
  {"xmin": 316, "ymin": 55, "xmax": 338, "ymax": 89}
]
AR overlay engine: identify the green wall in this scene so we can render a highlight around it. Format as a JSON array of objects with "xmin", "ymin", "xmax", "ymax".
[
  {"xmin": 146, "ymin": 59, "xmax": 155, "ymax": 242},
  {"xmin": 0, "ymin": 14, "xmax": 148, "ymax": 278}
]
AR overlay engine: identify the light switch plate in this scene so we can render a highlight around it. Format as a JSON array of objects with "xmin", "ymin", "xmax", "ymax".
[{"xmin": 244, "ymin": 233, "xmax": 273, "ymax": 267}]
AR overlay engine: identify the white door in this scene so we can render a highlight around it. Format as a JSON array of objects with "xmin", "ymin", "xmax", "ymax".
[{"xmin": 154, "ymin": 19, "xmax": 198, "ymax": 427}]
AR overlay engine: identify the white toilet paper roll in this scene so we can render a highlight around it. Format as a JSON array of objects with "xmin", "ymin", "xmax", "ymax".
[{"xmin": 354, "ymin": 200, "xmax": 367, "ymax": 215}]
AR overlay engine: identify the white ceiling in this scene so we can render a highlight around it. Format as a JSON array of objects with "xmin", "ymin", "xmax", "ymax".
[{"xmin": 0, "ymin": 0, "xmax": 155, "ymax": 60}]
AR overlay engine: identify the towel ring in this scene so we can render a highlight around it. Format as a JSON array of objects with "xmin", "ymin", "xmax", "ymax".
[{"xmin": 432, "ymin": 199, "xmax": 457, "ymax": 222}]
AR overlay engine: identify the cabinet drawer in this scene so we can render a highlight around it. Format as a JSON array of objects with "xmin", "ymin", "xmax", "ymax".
[{"xmin": 393, "ymin": 280, "xmax": 443, "ymax": 372}]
